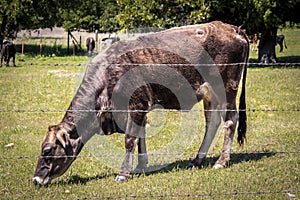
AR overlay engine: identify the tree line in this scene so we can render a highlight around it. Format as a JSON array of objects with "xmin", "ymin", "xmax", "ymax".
[{"xmin": 1, "ymin": 0, "xmax": 299, "ymax": 62}]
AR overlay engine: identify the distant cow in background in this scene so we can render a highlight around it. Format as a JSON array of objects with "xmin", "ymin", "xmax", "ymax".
[
  {"xmin": 248, "ymin": 34, "xmax": 259, "ymax": 52},
  {"xmin": 86, "ymin": 37, "xmax": 95, "ymax": 57},
  {"xmin": 1, "ymin": 41, "xmax": 16, "ymax": 67},
  {"xmin": 276, "ymin": 34, "xmax": 287, "ymax": 52}
]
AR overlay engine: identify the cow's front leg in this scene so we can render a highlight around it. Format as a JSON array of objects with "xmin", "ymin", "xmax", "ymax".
[
  {"xmin": 213, "ymin": 109, "xmax": 238, "ymax": 169},
  {"xmin": 132, "ymin": 137, "xmax": 148, "ymax": 174},
  {"xmin": 115, "ymin": 134, "xmax": 138, "ymax": 182}
]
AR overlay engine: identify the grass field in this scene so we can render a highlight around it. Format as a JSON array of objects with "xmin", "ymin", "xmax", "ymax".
[{"xmin": 0, "ymin": 27, "xmax": 299, "ymax": 199}]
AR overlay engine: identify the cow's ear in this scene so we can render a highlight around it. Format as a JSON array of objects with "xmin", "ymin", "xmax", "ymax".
[
  {"xmin": 48, "ymin": 125, "xmax": 57, "ymax": 131},
  {"xmin": 56, "ymin": 130, "xmax": 70, "ymax": 148}
]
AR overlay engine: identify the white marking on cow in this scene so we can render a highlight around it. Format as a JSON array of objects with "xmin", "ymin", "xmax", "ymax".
[{"xmin": 195, "ymin": 28, "xmax": 204, "ymax": 36}]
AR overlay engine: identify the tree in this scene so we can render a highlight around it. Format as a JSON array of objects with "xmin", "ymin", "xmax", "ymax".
[
  {"xmin": 0, "ymin": 0, "xmax": 62, "ymax": 47},
  {"xmin": 0, "ymin": 0, "xmax": 26, "ymax": 46},
  {"xmin": 209, "ymin": 0, "xmax": 300, "ymax": 63},
  {"xmin": 116, "ymin": 0, "xmax": 300, "ymax": 63},
  {"xmin": 59, "ymin": 0, "xmax": 119, "ymax": 33},
  {"xmin": 116, "ymin": 0, "xmax": 209, "ymax": 30}
]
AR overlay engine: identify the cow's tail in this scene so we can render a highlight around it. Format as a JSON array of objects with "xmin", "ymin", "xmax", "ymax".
[
  {"xmin": 284, "ymin": 38, "xmax": 287, "ymax": 49},
  {"xmin": 237, "ymin": 40, "xmax": 249, "ymax": 147}
]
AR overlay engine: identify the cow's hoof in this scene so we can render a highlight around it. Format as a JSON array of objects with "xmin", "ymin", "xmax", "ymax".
[
  {"xmin": 115, "ymin": 175, "xmax": 127, "ymax": 183},
  {"xmin": 213, "ymin": 163, "xmax": 225, "ymax": 169}
]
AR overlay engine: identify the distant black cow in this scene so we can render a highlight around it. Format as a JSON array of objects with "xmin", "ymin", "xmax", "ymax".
[
  {"xmin": 276, "ymin": 34, "xmax": 287, "ymax": 52},
  {"xmin": 86, "ymin": 37, "xmax": 95, "ymax": 57},
  {"xmin": 1, "ymin": 41, "xmax": 16, "ymax": 67}
]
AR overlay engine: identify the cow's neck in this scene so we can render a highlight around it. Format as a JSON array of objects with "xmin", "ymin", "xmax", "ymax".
[
  {"xmin": 59, "ymin": 65, "xmax": 104, "ymax": 144},
  {"xmin": 59, "ymin": 102, "xmax": 99, "ymax": 145}
]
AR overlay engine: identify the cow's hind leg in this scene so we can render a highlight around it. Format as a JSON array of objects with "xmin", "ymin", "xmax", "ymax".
[
  {"xmin": 213, "ymin": 105, "xmax": 238, "ymax": 169},
  {"xmin": 12, "ymin": 55, "xmax": 16, "ymax": 67},
  {"xmin": 188, "ymin": 83, "xmax": 221, "ymax": 168},
  {"xmin": 132, "ymin": 137, "xmax": 148, "ymax": 174},
  {"xmin": 5, "ymin": 56, "xmax": 10, "ymax": 67}
]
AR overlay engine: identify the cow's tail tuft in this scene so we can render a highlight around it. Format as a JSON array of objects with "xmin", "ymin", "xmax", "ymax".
[
  {"xmin": 237, "ymin": 65, "xmax": 247, "ymax": 146},
  {"xmin": 237, "ymin": 38, "xmax": 249, "ymax": 147}
]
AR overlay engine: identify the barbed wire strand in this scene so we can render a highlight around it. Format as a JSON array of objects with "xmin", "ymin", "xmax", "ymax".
[
  {"xmin": 112, "ymin": 190, "xmax": 300, "ymax": 199},
  {"xmin": 1, "ymin": 151, "xmax": 299, "ymax": 160},
  {"xmin": 12, "ymin": 62, "xmax": 300, "ymax": 67},
  {"xmin": 0, "ymin": 108, "xmax": 299, "ymax": 113}
]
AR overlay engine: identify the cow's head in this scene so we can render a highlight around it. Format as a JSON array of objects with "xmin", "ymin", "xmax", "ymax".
[{"xmin": 32, "ymin": 125, "xmax": 83, "ymax": 185}]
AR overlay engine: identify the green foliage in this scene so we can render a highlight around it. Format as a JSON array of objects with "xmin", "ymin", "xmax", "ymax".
[
  {"xmin": 1, "ymin": 0, "xmax": 299, "ymax": 41},
  {"xmin": 59, "ymin": 0, "xmax": 119, "ymax": 33},
  {"xmin": 0, "ymin": 0, "xmax": 61, "ymax": 41},
  {"xmin": 116, "ymin": 0, "xmax": 209, "ymax": 30},
  {"xmin": 253, "ymin": 0, "xmax": 300, "ymax": 29},
  {"xmin": 209, "ymin": 0, "xmax": 300, "ymax": 34}
]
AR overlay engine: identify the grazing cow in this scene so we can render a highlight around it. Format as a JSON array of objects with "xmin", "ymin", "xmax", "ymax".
[
  {"xmin": 33, "ymin": 21, "xmax": 249, "ymax": 185},
  {"xmin": 0, "ymin": 41, "xmax": 16, "ymax": 67},
  {"xmin": 276, "ymin": 34, "xmax": 287, "ymax": 52},
  {"xmin": 248, "ymin": 34, "xmax": 259, "ymax": 52},
  {"xmin": 86, "ymin": 37, "xmax": 95, "ymax": 57}
]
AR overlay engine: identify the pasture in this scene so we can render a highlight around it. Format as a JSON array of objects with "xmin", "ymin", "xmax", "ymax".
[{"xmin": 0, "ymin": 27, "xmax": 299, "ymax": 199}]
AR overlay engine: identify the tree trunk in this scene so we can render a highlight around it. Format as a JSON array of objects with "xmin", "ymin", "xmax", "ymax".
[
  {"xmin": 0, "ymin": 15, "xmax": 7, "ymax": 49},
  {"xmin": 258, "ymin": 27, "xmax": 277, "ymax": 63}
]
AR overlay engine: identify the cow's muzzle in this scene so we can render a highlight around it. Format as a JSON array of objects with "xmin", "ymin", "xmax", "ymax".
[{"xmin": 32, "ymin": 176, "xmax": 51, "ymax": 185}]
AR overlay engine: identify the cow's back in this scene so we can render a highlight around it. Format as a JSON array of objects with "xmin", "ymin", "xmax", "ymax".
[{"xmin": 90, "ymin": 21, "xmax": 248, "ymax": 110}]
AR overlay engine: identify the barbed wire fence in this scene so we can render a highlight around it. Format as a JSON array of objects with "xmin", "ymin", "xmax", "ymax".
[
  {"xmin": 8, "ymin": 61, "xmax": 300, "ymax": 67},
  {"xmin": 1, "ymin": 61, "xmax": 299, "ymax": 198}
]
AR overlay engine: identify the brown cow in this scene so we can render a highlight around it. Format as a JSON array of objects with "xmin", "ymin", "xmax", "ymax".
[
  {"xmin": 248, "ymin": 33, "xmax": 259, "ymax": 52},
  {"xmin": 33, "ymin": 21, "xmax": 249, "ymax": 185}
]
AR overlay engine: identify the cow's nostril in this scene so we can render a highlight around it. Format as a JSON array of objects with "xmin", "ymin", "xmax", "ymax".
[
  {"xmin": 32, "ymin": 176, "xmax": 51, "ymax": 185},
  {"xmin": 32, "ymin": 177, "xmax": 42, "ymax": 185}
]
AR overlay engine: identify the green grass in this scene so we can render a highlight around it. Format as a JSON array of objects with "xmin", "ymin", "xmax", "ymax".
[{"xmin": 0, "ymin": 28, "xmax": 299, "ymax": 199}]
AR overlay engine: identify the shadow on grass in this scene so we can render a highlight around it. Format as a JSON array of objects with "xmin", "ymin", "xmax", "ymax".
[
  {"xmin": 15, "ymin": 44, "xmax": 87, "ymax": 57},
  {"xmin": 143, "ymin": 151, "xmax": 276, "ymax": 176},
  {"xmin": 52, "ymin": 151, "xmax": 276, "ymax": 185},
  {"xmin": 249, "ymin": 56, "xmax": 300, "ymax": 68},
  {"xmin": 55, "ymin": 173, "xmax": 117, "ymax": 185}
]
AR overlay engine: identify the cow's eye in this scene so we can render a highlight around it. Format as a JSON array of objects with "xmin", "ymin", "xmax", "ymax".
[
  {"xmin": 42, "ymin": 145, "xmax": 56, "ymax": 156},
  {"xmin": 42, "ymin": 146, "xmax": 52, "ymax": 156}
]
